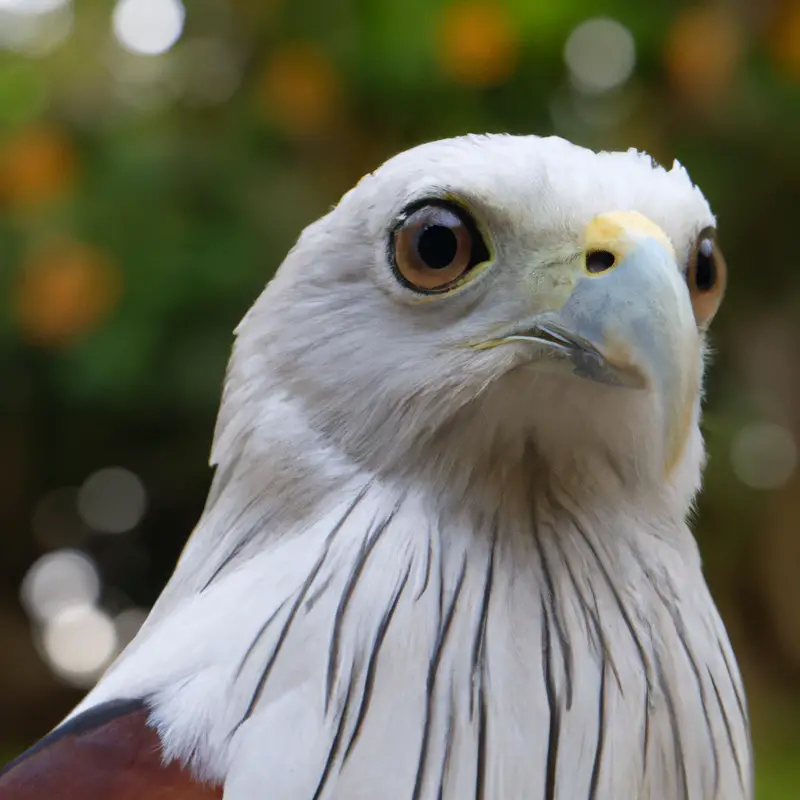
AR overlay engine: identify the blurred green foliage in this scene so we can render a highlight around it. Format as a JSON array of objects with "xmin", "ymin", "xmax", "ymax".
[{"xmin": 1, "ymin": 0, "xmax": 799, "ymax": 794}]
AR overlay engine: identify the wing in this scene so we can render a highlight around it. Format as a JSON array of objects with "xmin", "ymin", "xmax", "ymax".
[{"xmin": 0, "ymin": 698, "xmax": 222, "ymax": 799}]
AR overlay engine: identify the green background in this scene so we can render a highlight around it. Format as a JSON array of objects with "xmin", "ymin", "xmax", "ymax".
[{"xmin": 1, "ymin": 0, "xmax": 799, "ymax": 795}]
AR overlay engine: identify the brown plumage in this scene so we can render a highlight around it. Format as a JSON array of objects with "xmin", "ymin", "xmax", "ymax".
[{"xmin": 0, "ymin": 700, "xmax": 220, "ymax": 799}]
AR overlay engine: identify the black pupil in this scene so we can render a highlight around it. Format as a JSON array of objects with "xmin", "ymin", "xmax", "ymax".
[
  {"xmin": 695, "ymin": 239, "xmax": 716, "ymax": 291},
  {"xmin": 417, "ymin": 224, "xmax": 458, "ymax": 269}
]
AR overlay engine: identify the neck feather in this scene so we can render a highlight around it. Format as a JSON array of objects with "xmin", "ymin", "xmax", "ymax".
[{"xmin": 76, "ymin": 472, "xmax": 750, "ymax": 798}]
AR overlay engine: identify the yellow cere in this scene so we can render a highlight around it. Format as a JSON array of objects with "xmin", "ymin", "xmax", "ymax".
[{"xmin": 583, "ymin": 211, "xmax": 675, "ymax": 274}]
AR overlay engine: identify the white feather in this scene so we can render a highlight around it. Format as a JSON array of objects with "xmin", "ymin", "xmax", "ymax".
[{"xmin": 71, "ymin": 134, "xmax": 751, "ymax": 799}]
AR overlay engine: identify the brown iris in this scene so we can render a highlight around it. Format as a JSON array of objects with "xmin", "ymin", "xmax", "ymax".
[
  {"xmin": 391, "ymin": 202, "xmax": 488, "ymax": 292},
  {"xmin": 685, "ymin": 227, "xmax": 726, "ymax": 327}
]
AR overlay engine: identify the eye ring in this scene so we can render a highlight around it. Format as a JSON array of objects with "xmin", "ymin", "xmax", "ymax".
[
  {"xmin": 685, "ymin": 226, "xmax": 726, "ymax": 328},
  {"xmin": 390, "ymin": 201, "xmax": 490, "ymax": 293}
]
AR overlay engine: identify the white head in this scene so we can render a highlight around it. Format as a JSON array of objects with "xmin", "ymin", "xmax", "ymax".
[{"xmin": 217, "ymin": 134, "xmax": 725, "ymax": 516}]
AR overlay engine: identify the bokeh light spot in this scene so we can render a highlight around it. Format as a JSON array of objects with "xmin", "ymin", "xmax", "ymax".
[
  {"xmin": 112, "ymin": 0, "xmax": 185, "ymax": 56},
  {"xmin": 20, "ymin": 549, "xmax": 101, "ymax": 623},
  {"xmin": 109, "ymin": 49, "xmax": 180, "ymax": 113},
  {"xmin": 436, "ymin": 1, "xmax": 518, "ymax": 87},
  {"xmin": 730, "ymin": 422, "xmax": 797, "ymax": 490},
  {"xmin": 0, "ymin": 0, "xmax": 72, "ymax": 55},
  {"xmin": 0, "ymin": 0, "xmax": 69, "ymax": 12},
  {"xmin": 15, "ymin": 241, "xmax": 122, "ymax": 347},
  {"xmin": 179, "ymin": 38, "xmax": 241, "ymax": 106},
  {"xmin": 564, "ymin": 17, "xmax": 636, "ymax": 94},
  {"xmin": 42, "ymin": 605, "xmax": 117, "ymax": 687},
  {"xmin": 78, "ymin": 467, "xmax": 148, "ymax": 534},
  {"xmin": 257, "ymin": 41, "xmax": 341, "ymax": 138}
]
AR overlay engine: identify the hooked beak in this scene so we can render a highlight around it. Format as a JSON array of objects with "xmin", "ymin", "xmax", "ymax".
[
  {"xmin": 480, "ymin": 210, "xmax": 697, "ymax": 392},
  {"xmin": 477, "ymin": 211, "xmax": 702, "ymax": 473}
]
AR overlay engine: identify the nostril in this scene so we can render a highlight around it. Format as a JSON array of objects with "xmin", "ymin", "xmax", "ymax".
[{"xmin": 585, "ymin": 250, "xmax": 616, "ymax": 274}]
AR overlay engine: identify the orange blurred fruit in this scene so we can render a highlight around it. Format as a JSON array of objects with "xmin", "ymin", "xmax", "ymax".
[
  {"xmin": 664, "ymin": 6, "xmax": 743, "ymax": 106},
  {"xmin": 15, "ymin": 242, "xmax": 122, "ymax": 347},
  {"xmin": 436, "ymin": 1, "xmax": 519, "ymax": 87},
  {"xmin": 769, "ymin": 0, "xmax": 800, "ymax": 81},
  {"xmin": 0, "ymin": 127, "xmax": 76, "ymax": 208},
  {"xmin": 257, "ymin": 41, "xmax": 342, "ymax": 137}
]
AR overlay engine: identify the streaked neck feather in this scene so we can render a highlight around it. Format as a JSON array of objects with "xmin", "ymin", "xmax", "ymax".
[{"xmin": 75, "ymin": 464, "xmax": 752, "ymax": 799}]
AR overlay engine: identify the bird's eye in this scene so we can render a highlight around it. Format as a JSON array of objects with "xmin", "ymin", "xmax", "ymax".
[
  {"xmin": 391, "ymin": 202, "xmax": 490, "ymax": 293},
  {"xmin": 685, "ymin": 227, "xmax": 726, "ymax": 327}
]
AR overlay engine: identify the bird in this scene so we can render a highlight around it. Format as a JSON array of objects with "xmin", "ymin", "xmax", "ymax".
[{"xmin": 0, "ymin": 133, "xmax": 753, "ymax": 799}]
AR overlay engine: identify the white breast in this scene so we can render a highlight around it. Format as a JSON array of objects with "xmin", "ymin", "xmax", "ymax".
[{"xmin": 74, "ymin": 481, "xmax": 752, "ymax": 800}]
